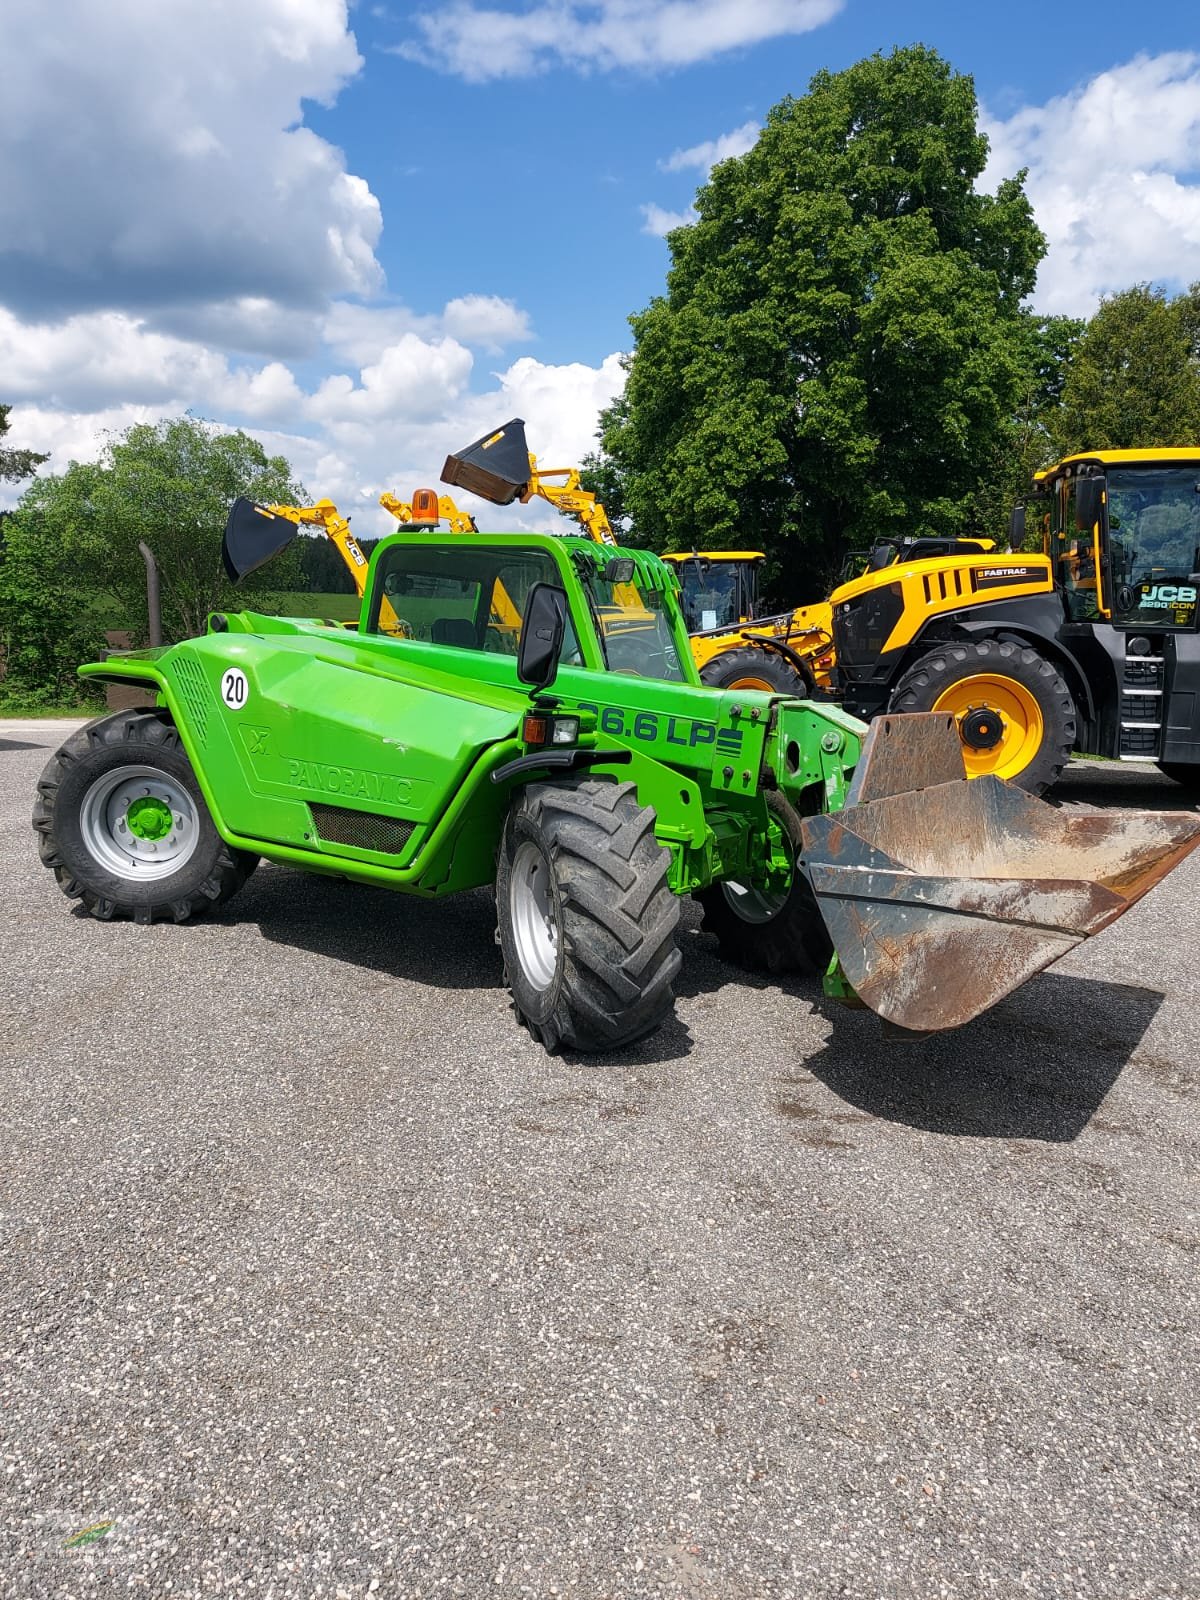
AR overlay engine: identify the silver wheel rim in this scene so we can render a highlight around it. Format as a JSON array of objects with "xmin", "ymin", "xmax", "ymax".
[
  {"xmin": 721, "ymin": 878, "xmax": 789, "ymax": 925},
  {"xmin": 79, "ymin": 764, "xmax": 200, "ymax": 882},
  {"xmin": 510, "ymin": 840, "xmax": 559, "ymax": 991}
]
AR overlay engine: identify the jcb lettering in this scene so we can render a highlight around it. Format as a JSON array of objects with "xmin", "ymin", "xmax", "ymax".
[{"xmin": 1142, "ymin": 584, "xmax": 1197, "ymax": 604}]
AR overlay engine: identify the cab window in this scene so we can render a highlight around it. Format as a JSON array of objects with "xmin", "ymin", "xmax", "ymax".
[{"xmin": 370, "ymin": 545, "xmax": 580, "ymax": 662}]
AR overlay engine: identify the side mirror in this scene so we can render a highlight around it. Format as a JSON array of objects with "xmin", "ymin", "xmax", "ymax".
[
  {"xmin": 1008, "ymin": 504, "xmax": 1026, "ymax": 552},
  {"xmin": 518, "ymin": 582, "xmax": 567, "ymax": 691},
  {"xmin": 1075, "ymin": 477, "xmax": 1103, "ymax": 531}
]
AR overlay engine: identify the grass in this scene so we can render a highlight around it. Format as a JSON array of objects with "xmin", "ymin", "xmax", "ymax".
[
  {"xmin": 272, "ymin": 591, "xmax": 360, "ymax": 622},
  {"xmin": 0, "ymin": 696, "xmax": 104, "ymax": 718}
]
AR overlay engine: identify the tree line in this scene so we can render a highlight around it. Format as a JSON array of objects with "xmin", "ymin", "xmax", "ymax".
[{"xmin": 2, "ymin": 44, "xmax": 1199, "ymax": 707}]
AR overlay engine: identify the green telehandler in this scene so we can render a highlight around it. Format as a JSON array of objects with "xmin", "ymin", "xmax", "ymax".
[{"xmin": 31, "ymin": 436, "xmax": 1200, "ymax": 1051}]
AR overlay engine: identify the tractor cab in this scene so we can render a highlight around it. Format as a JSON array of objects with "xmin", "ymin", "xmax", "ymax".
[
  {"xmin": 661, "ymin": 552, "xmax": 767, "ymax": 634},
  {"xmin": 1031, "ymin": 450, "xmax": 1200, "ymax": 633}
]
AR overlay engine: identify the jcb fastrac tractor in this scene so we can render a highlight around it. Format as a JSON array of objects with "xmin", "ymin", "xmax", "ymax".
[
  {"xmin": 664, "ymin": 448, "xmax": 1200, "ymax": 796},
  {"xmin": 33, "ymin": 449, "xmax": 1200, "ymax": 1053}
]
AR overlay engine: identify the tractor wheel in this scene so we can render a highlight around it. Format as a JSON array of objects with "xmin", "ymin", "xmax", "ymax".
[
  {"xmin": 697, "ymin": 789, "xmax": 831, "ymax": 976},
  {"xmin": 1157, "ymin": 762, "xmax": 1200, "ymax": 795},
  {"xmin": 32, "ymin": 709, "xmax": 257, "ymax": 924},
  {"xmin": 496, "ymin": 777, "xmax": 682, "ymax": 1052},
  {"xmin": 700, "ymin": 646, "xmax": 812, "ymax": 697},
  {"xmin": 887, "ymin": 639, "xmax": 1075, "ymax": 794}
]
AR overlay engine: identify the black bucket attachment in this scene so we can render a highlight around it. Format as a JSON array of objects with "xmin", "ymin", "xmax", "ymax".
[
  {"xmin": 222, "ymin": 498, "xmax": 299, "ymax": 584},
  {"xmin": 441, "ymin": 418, "xmax": 531, "ymax": 505},
  {"xmin": 802, "ymin": 714, "xmax": 1200, "ymax": 1032}
]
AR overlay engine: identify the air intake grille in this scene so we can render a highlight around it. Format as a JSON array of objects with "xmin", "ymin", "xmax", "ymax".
[
  {"xmin": 172, "ymin": 654, "xmax": 211, "ymax": 746},
  {"xmin": 309, "ymin": 803, "xmax": 414, "ymax": 855}
]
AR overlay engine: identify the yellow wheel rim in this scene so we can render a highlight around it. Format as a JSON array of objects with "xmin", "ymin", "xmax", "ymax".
[
  {"xmin": 931, "ymin": 673, "xmax": 1044, "ymax": 781},
  {"xmin": 726, "ymin": 674, "xmax": 777, "ymax": 692}
]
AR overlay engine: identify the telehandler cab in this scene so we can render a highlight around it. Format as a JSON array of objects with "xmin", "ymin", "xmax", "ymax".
[{"xmin": 33, "ymin": 460, "xmax": 1200, "ymax": 1052}]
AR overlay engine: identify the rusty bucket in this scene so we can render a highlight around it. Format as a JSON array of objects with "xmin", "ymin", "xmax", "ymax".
[{"xmin": 802, "ymin": 715, "xmax": 1200, "ymax": 1032}]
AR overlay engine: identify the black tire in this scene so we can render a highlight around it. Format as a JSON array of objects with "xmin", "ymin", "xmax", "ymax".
[
  {"xmin": 32, "ymin": 709, "xmax": 257, "ymax": 925},
  {"xmin": 496, "ymin": 777, "xmax": 681, "ymax": 1052},
  {"xmin": 887, "ymin": 638, "xmax": 1076, "ymax": 795},
  {"xmin": 696, "ymin": 788, "xmax": 832, "ymax": 976},
  {"xmin": 700, "ymin": 646, "xmax": 812, "ymax": 697},
  {"xmin": 1158, "ymin": 762, "xmax": 1200, "ymax": 794}
]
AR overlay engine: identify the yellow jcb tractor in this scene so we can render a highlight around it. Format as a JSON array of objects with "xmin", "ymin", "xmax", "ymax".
[
  {"xmin": 817, "ymin": 448, "xmax": 1200, "ymax": 793},
  {"xmin": 573, "ymin": 444, "xmax": 1200, "ymax": 795}
]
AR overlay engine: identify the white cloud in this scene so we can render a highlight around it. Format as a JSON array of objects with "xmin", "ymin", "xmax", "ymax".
[
  {"xmin": 321, "ymin": 299, "xmax": 535, "ymax": 364},
  {"xmin": 392, "ymin": 0, "xmax": 842, "ymax": 82},
  {"xmin": 0, "ymin": 305, "xmax": 625, "ymax": 532},
  {"xmin": 982, "ymin": 52, "xmax": 1200, "ymax": 316},
  {"xmin": 442, "ymin": 295, "xmax": 534, "ymax": 353},
  {"xmin": 660, "ymin": 119, "xmax": 760, "ymax": 173},
  {"xmin": 640, "ymin": 203, "xmax": 698, "ymax": 237},
  {"xmin": 0, "ymin": 0, "xmax": 382, "ymax": 324}
]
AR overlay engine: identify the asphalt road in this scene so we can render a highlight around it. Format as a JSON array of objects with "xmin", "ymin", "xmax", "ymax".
[{"xmin": 2, "ymin": 719, "xmax": 1198, "ymax": 1599}]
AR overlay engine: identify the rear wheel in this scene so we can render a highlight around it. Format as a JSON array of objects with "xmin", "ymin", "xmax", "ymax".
[
  {"xmin": 697, "ymin": 789, "xmax": 831, "ymax": 976},
  {"xmin": 888, "ymin": 639, "xmax": 1075, "ymax": 794},
  {"xmin": 496, "ymin": 777, "xmax": 682, "ymax": 1052},
  {"xmin": 33, "ymin": 710, "xmax": 257, "ymax": 924},
  {"xmin": 700, "ymin": 646, "xmax": 811, "ymax": 697}
]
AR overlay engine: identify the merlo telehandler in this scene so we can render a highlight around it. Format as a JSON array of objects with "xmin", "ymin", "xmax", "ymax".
[{"xmin": 32, "ymin": 443, "xmax": 1200, "ymax": 1053}]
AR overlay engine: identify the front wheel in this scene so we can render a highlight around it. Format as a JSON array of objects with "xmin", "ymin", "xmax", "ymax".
[
  {"xmin": 696, "ymin": 789, "xmax": 832, "ymax": 976},
  {"xmin": 495, "ymin": 777, "xmax": 682, "ymax": 1052},
  {"xmin": 700, "ymin": 646, "xmax": 812, "ymax": 697},
  {"xmin": 33, "ymin": 710, "xmax": 257, "ymax": 924},
  {"xmin": 887, "ymin": 639, "xmax": 1076, "ymax": 794}
]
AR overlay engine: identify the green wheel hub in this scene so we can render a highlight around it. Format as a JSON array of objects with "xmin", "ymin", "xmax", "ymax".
[{"xmin": 125, "ymin": 795, "xmax": 174, "ymax": 841}]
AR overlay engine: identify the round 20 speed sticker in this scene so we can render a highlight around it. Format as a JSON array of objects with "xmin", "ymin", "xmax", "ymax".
[{"xmin": 220, "ymin": 668, "xmax": 249, "ymax": 710}]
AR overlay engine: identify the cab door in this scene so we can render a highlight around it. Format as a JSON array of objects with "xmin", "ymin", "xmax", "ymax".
[{"xmin": 1052, "ymin": 476, "xmax": 1109, "ymax": 622}]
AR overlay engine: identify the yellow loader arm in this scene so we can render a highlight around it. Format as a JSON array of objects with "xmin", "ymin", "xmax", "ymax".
[
  {"xmin": 262, "ymin": 500, "xmax": 370, "ymax": 594},
  {"xmin": 259, "ymin": 500, "xmax": 409, "ymax": 635},
  {"xmin": 519, "ymin": 462, "xmax": 618, "ymax": 548}
]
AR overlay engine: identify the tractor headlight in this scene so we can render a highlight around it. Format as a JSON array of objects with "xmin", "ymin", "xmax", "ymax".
[{"xmin": 521, "ymin": 713, "xmax": 580, "ymax": 747}]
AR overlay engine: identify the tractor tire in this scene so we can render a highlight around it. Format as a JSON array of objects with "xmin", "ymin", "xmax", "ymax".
[
  {"xmin": 1157, "ymin": 762, "xmax": 1200, "ymax": 795},
  {"xmin": 496, "ymin": 776, "xmax": 682, "ymax": 1052},
  {"xmin": 700, "ymin": 646, "xmax": 812, "ymax": 697},
  {"xmin": 32, "ymin": 709, "xmax": 257, "ymax": 924},
  {"xmin": 697, "ymin": 788, "xmax": 832, "ymax": 977},
  {"xmin": 887, "ymin": 638, "xmax": 1075, "ymax": 795}
]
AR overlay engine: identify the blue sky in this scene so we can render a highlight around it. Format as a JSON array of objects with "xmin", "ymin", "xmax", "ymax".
[{"xmin": 1, "ymin": 1, "xmax": 1198, "ymax": 529}]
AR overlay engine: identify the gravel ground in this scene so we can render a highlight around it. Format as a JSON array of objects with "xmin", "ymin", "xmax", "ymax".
[{"xmin": 2, "ymin": 719, "xmax": 1198, "ymax": 1599}]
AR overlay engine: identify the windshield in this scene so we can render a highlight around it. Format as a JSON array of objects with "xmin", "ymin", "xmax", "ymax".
[
  {"xmin": 582, "ymin": 566, "xmax": 686, "ymax": 681},
  {"xmin": 371, "ymin": 544, "xmax": 581, "ymax": 663},
  {"xmin": 678, "ymin": 563, "xmax": 740, "ymax": 632},
  {"xmin": 1108, "ymin": 467, "xmax": 1200, "ymax": 590}
]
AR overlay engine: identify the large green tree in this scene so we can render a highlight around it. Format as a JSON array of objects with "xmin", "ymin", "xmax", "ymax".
[
  {"xmin": 7, "ymin": 417, "xmax": 306, "ymax": 646},
  {"xmin": 595, "ymin": 45, "xmax": 1046, "ymax": 592},
  {"xmin": 1053, "ymin": 283, "xmax": 1200, "ymax": 454}
]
